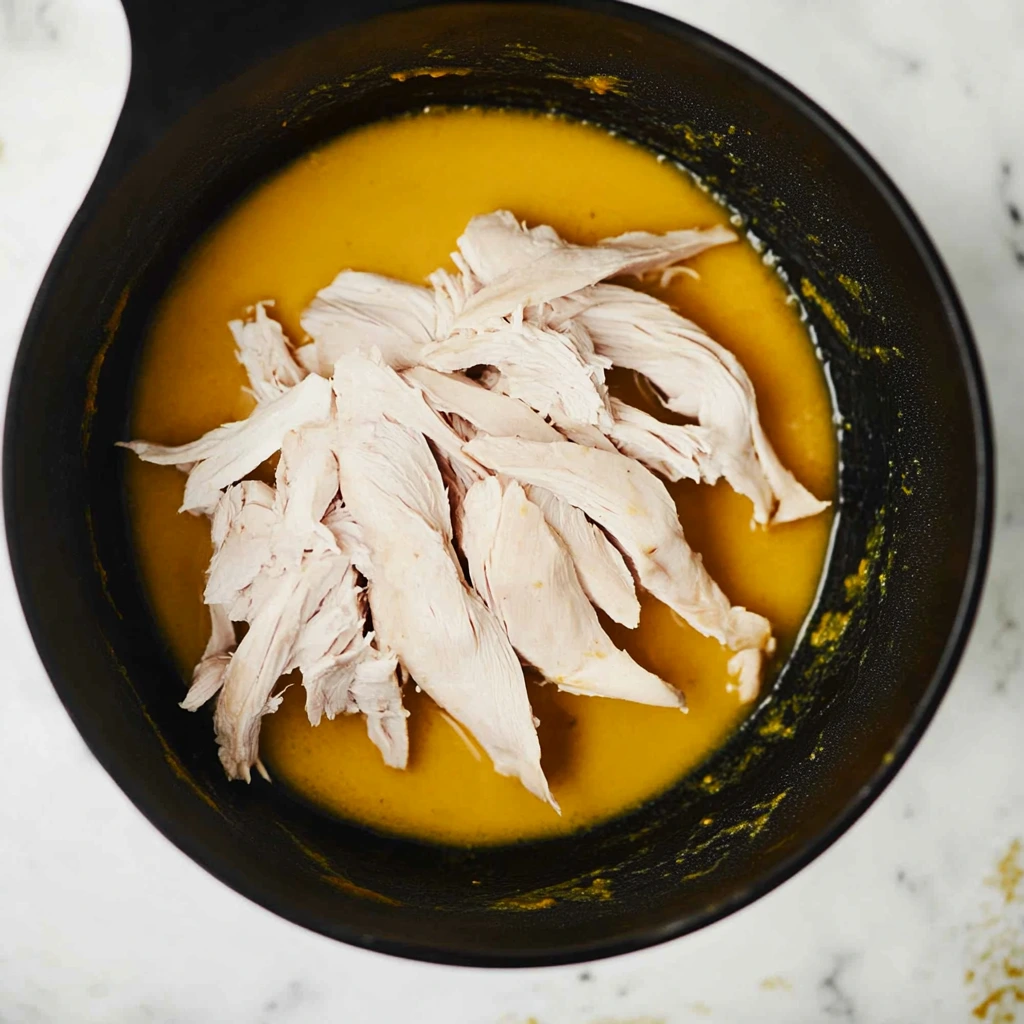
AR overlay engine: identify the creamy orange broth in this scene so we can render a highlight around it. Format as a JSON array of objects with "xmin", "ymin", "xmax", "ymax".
[{"xmin": 127, "ymin": 107, "xmax": 836, "ymax": 845}]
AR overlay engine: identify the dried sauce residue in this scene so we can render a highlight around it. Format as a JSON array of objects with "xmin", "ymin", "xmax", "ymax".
[
  {"xmin": 83, "ymin": 282, "xmax": 130, "ymax": 453},
  {"xmin": 390, "ymin": 67, "xmax": 472, "ymax": 82},
  {"xmin": 491, "ymin": 874, "xmax": 612, "ymax": 912},
  {"xmin": 800, "ymin": 278, "xmax": 850, "ymax": 341},
  {"xmin": 673, "ymin": 791, "xmax": 788, "ymax": 879},
  {"xmin": 85, "ymin": 504, "xmax": 119, "ymax": 618},
  {"xmin": 546, "ymin": 73, "xmax": 628, "ymax": 96},
  {"xmin": 277, "ymin": 825, "xmax": 401, "ymax": 906},
  {"xmin": 967, "ymin": 839, "xmax": 1024, "ymax": 1021},
  {"xmin": 810, "ymin": 514, "xmax": 889, "ymax": 656},
  {"xmin": 504, "ymin": 41, "xmax": 551, "ymax": 63},
  {"xmin": 837, "ymin": 272, "xmax": 871, "ymax": 313},
  {"xmin": 101, "ymin": 636, "xmax": 223, "ymax": 815},
  {"xmin": 843, "ymin": 521, "xmax": 886, "ymax": 602},
  {"xmin": 670, "ymin": 504, "xmax": 888, "ymax": 872},
  {"xmin": 810, "ymin": 610, "xmax": 851, "ymax": 649},
  {"xmin": 800, "ymin": 277, "xmax": 901, "ymax": 363},
  {"xmin": 843, "ymin": 559, "xmax": 870, "ymax": 601}
]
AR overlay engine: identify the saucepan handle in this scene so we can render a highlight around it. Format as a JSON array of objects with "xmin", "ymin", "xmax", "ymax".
[{"xmin": 109, "ymin": 0, "xmax": 378, "ymax": 172}]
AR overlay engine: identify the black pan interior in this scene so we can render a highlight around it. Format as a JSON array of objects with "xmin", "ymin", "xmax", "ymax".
[{"xmin": 3, "ymin": 0, "xmax": 990, "ymax": 966}]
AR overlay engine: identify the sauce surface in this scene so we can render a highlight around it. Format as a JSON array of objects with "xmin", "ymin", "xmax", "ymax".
[{"xmin": 128, "ymin": 108, "xmax": 836, "ymax": 845}]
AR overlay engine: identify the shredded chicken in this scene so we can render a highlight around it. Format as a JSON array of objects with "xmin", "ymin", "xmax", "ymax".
[
  {"xmin": 322, "ymin": 498, "xmax": 372, "ymax": 571},
  {"xmin": 271, "ymin": 425, "xmax": 341, "ymax": 566},
  {"xmin": 119, "ymin": 372, "xmax": 333, "ymax": 514},
  {"xmin": 332, "ymin": 349, "xmax": 482, "ymax": 478},
  {"xmin": 229, "ymin": 301, "xmax": 306, "ymax": 401},
  {"xmin": 422, "ymin": 319, "xmax": 613, "ymax": 433},
  {"xmin": 300, "ymin": 270, "xmax": 435, "ymax": 373},
  {"xmin": 465, "ymin": 437, "xmax": 775, "ymax": 699},
  {"xmin": 349, "ymin": 650, "xmax": 410, "ymax": 769},
  {"xmin": 606, "ymin": 397, "xmax": 709, "ymax": 484},
  {"xmin": 211, "ymin": 554, "xmax": 350, "ymax": 780},
  {"xmin": 183, "ymin": 603, "xmax": 236, "ymax": 712},
  {"xmin": 152, "ymin": 393, "xmax": 409, "ymax": 776},
  {"xmin": 204, "ymin": 480, "xmax": 277, "ymax": 613},
  {"xmin": 441, "ymin": 210, "xmax": 736, "ymax": 327},
  {"xmin": 403, "ymin": 365, "xmax": 561, "ymax": 443},
  {"xmin": 185, "ymin": 475, "xmax": 409, "ymax": 775},
  {"xmin": 333, "ymin": 399, "xmax": 556, "ymax": 808},
  {"xmin": 435, "ymin": 211, "xmax": 826, "ymax": 525},
  {"xmin": 121, "ymin": 207, "xmax": 829, "ymax": 802},
  {"xmin": 552, "ymin": 285, "xmax": 829, "ymax": 524},
  {"xmin": 524, "ymin": 484, "xmax": 640, "ymax": 629},
  {"xmin": 462, "ymin": 477, "xmax": 683, "ymax": 708}
]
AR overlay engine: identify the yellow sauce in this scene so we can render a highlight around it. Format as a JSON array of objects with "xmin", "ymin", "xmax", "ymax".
[{"xmin": 127, "ymin": 107, "xmax": 836, "ymax": 845}]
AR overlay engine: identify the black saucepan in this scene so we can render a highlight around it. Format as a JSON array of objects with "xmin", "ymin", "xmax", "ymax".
[{"xmin": 3, "ymin": 0, "xmax": 992, "ymax": 966}]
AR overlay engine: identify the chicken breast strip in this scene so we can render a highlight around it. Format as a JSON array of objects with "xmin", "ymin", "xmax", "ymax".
[
  {"xmin": 606, "ymin": 397, "xmax": 710, "ymax": 484},
  {"xmin": 332, "ymin": 350, "xmax": 483, "ymax": 478},
  {"xmin": 402, "ymin": 365, "xmax": 640, "ymax": 627},
  {"xmin": 403, "ymin": 365, "xmax": 562, "ymax": 443},
  {"xmin": 279, "ymin": 523, "xmax": 409, "ymax": 769},
  {"xmin": 119, "ymin": 372, "xmax": 333, "ymax": 514},
  {"xmin": 349, "ymin": 649, "xmax": 410, "ymax": 770},
  {"xmin": 523, "ymin": 484, "xmax": 640, "ymax": 629},
  {"xmin": 447, "ymin": 210, "xmax": 736, "ymax": 327},
  {"xmin": 465, "ymin": 437, "xmax": 774, "ymax": 701},
  {"xmin": 422, "ymin": 319, "xmax": 613, "ymax": 432},
  {"xmin": 212, "ymin": 553, "xmax": 352, "ymax": 781},
  {"xmin": 182, "ymin": 603, "xmax": 236, "ymax": 712},
  {"xmin": 462, "ymin": 477, "xmax": 683, "ymax": 708},
  {"xmin": 204, "ymin": 480, "xmax": 278, "ymax": 612},
  {"xmin": 332, "ymin": 393, "xmax": 555, "ymax": 807},
  {"xmin": 430, "ymin": 211, "xmax": 824, "ymax": 525},
  {"xmin": 194, "ymin": 475, "xmax": 408, "ymax": 770},
  {"xmin": 271, "ymin": 424, "xmax": 341, "ymax": 566},
  {"xmin": 322, "ymin": 498, "xmax": 372, "ymax": 573},
  {"xmin": 285, "ymin": 560, "xmax": 366, "ymax": 689},
  {"xmin": 284, "ymin": 559, "xmax": 409, "ymax": 770},
  {"xmin": 229, "ymin": 300, "xmax": 306, "ymax": 401},
  {"xmin": 300, "ymin": 270, "xmax": 436, "ymax": 373},
  {"xmin": 559, "ymin": 285, "xmax": 829, "ymax": 524}
]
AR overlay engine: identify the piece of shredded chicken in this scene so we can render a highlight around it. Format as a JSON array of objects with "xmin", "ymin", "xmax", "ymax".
[
  {"xmin": 121, "ymin": 209, "xmax": 827, "ymax": 802},
  {"xmin": 229, "ymin": 300, "xmax": 307, "ymax": 401},
  {"xmin": 605, "ymin": 397, "xmax": 709, "ymax": 484},
  {"xmin": 332, "ymin": 363, "xmax": 555, "ymax": 808},
  {"xmin": 300, "ymin": 270, "xmax": 435, "ymax": 374},
  {"xmin": 524, "ymin": 483, "xmax": 641, "ymax": 629},
  {"xmin": 404, "ymin": 365, "xmax": 640, "ymax": 626},
  {"xmin": 436, "ymin": 211, "xmax": 827, "ymax": 526},
  {"xmin": 440, "ymin": 210, "xmax": 737, "ymax": 328},
  {"xmin": 422, "ymin": 318, "xmax": 614, "ymax": 434},
  {"xmin": 465, "ymin": 437, "xmax": 775, "ymax": 702},
  {"xmin": 120, "ymin": 372, "xmax": 333, "ymax": 515},
  {"xmin": 553, "ymin": 285, "xmax": 829, "ymax": 524},
  {"xmin": 183, "ymin": 470, "xmax": 409, "ymax": 777},
  {"xmin": 462, "ymin": 477, "xmax": 683, "ymax": 708}
]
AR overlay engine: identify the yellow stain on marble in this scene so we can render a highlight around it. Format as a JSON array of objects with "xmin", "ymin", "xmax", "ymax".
[
  {"xmin": 994, "ymin": 840, "xmax": 1024, "ymax": 904},
  {"xmin": 967, "ymin": 839, "xmax": 1024, "ymax": 1021}
]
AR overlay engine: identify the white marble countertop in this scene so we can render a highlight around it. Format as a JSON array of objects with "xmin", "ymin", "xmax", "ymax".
[{"xmin": 2, "ymin": 0, "xmax": 1022, "ymax": 1020}]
